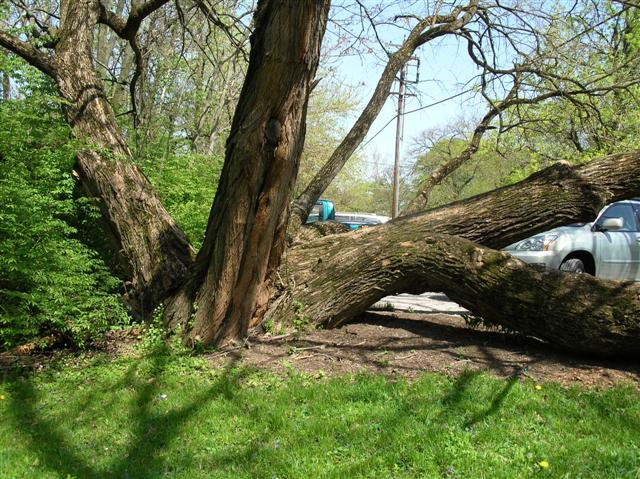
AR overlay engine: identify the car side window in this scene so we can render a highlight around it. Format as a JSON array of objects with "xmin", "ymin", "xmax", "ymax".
[
  {"xmin": 633, "ymin": 204, "xmax": 640, "ymax": 227},
  {"xmin": 596, "ymin": 204, "xmax": 638, "ymax": 232}
]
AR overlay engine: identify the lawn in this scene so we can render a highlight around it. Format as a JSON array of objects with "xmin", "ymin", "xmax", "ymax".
[{"xmin": 0, "ymin": 345, "xmax": 638, "ymax": 478}]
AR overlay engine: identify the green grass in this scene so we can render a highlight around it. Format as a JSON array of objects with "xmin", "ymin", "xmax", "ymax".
[{"xmin": 0, "ymin": 347, "xmax": 638, "ymax": 478}]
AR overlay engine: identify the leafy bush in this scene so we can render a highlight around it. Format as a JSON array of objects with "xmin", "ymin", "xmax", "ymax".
[
  {"xmin": 0, "ymin": 94, "xmax": 128, "ymax": 349},
  {"xmin": 141, "ymin": 152, "xmax": 224, "ymax": 250}
]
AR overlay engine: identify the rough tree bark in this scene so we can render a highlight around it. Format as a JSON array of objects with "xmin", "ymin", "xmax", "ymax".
[
  {"xmin": 289, "ymin": 0, "xmax": 479, "ymax": 228},
  {"xmin": 170, "ymin": 0, "xmax": 331, "ymax": 346},
  {"xmin": 58, "ymin": 0, "xmax": 194, "ymax": 317},
  {"xmin": 0, "ymin": 0, "xmax": 194, "ymax": 317},
  {"xmin": 267, "ymin": 151, "xmax": 640, "ymax": 358},
  {"xmin": 396, "ymin": 151, "xmax": 640, "ymax": 249},
  {"xmin": 282, "ymin": 225, "xmax": 640, "ymax": 358}
]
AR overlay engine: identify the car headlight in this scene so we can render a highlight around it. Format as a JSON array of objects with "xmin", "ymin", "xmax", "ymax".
[{"xmin": 514, "ymin": 234, "xmax": 559, "ymax": 251}]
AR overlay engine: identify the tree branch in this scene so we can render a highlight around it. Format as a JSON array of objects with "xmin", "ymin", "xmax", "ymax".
[
  {"xmin": 290, "ymin": 0, "xmax": 480, "ymax": 227},
  {"xmin": 97, "ymin": 0, "xmax": 170, "ymax": 125},
  {"xmin": 98, "ymin": 0, "xmax": 171, "ymax": 40},
  {"xmin": 0, "ymin": 30, "xmax": 56, "ymax": 78},
  {"xmin": 403, "ymin": 75, "xmax": 520, "ymax": 214},
  {"xmin": 404, "ymin": 72, "xmax": 640, "ymax": 214},
  {"xmin": 124, "ymin": 0, "xmax": 172, "ymax": 38}
]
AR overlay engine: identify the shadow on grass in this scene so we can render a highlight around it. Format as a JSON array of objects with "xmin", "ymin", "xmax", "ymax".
[
  {"xmin": 464, "ymin": 375, "xmax": 518, "ymax": 427},
  {"xmin": 318, "ymin": 369, "xmax": 507, "ymax": 477},
  {"xmin": 3, "ymin": 353, "xmax": 511, "ymax": 477},
  {"xmin": 5, "ymin": 344, "xmax": 247, "ymax": 478},
  {"xmin": 3, "ymin": 350, "xmax": 639, "ymax": 478}
]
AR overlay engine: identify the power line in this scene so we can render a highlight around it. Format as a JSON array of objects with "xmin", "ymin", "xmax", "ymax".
[{"xmin": 357, "ymin": 87, "xmax": 475, "ymax": 152}]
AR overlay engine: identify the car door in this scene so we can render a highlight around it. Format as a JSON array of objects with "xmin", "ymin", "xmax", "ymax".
[{"xmin": 593, "ymin": 203, "xmax": 640, "ymax": 280}]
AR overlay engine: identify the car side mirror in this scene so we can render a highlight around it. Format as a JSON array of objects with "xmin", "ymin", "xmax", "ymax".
[{"xmin": 601, "ymin": 217, "xmax": 624, "ymax": 231}]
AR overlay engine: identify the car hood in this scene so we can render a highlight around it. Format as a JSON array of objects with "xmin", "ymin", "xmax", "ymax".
[{"xmin": 503, "ymin": 223, "xmax": 592, "ymax": 250}]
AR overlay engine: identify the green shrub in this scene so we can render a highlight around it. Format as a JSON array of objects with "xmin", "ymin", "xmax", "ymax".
[{"xmin": 0, "ymin": 94, "xmax": 128, "ymax": 349}]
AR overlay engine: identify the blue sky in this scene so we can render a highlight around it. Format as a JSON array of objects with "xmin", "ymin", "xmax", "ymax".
[
  {"xmin": 328, "ymin": 39, "xmax": 483, "ymax": 175},
  {"xmin": 322, "ymin": 3, "xmax": 487, "ymax": 175}
]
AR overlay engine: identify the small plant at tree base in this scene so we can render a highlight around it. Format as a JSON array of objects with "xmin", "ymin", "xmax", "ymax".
[
  {"xmin": 462, "ymin": 313, "xmax": 485, "ymax": 329},
  {"xmin": 291, "ymin": 300, "xmax": 312, "ymax": 333},
  {"xmin": 382, "ymin": 302, "xmax": 395, "ymax": 312},
  {"xmin": 136, "ymin": 308, "xmax": 165, "ymax": 350},
  {"xmin": 462, "ymin": 313, "xmax": 517, "ymax": 334},
  {"xmin": 262, "ymin": 318, "xmax": 275, "ymax": 334}
]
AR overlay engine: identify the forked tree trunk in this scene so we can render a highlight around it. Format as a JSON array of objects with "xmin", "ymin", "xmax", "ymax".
[
  {"xmin": 175, "ymin": 0, "xmax": 330, "ymax": 346},
  {"xmin": 266, "ymin": 151, "xmax": 640, "ymax": 358},
  {"xmin": 5, "ymin": 1, "xmax": 640, "ymax": 357},
  {"xmin": 54, "ymin": 0, "xmax": 193, "ymax": 317}
]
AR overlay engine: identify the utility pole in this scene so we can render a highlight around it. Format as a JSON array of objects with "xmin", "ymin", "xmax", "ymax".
[
  {"xmin": 391, "ymin": 58, "xmax": 418, "ymax": 218},
  {"xmin": 391, "ymin": 65, "xmax": 405, "ymax": 219}
]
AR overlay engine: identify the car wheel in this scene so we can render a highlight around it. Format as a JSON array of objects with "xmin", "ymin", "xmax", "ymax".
[{"xmin": 560, "ymin": 258, "xmax": 585, "ymax": 274}]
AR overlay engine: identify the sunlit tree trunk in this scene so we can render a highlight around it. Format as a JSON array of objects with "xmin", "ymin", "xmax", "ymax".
[{"xmin": 172, "ymin": 0, "xmax": 330, "ymax": 345}]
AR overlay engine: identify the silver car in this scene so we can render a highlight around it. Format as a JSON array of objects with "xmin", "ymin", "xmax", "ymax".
[{"xmin": 504, "ymin": 199, "xmax": 640, "ymax": 280}]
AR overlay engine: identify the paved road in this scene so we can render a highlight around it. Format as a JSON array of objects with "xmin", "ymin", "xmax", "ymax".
[{"xmin": 372, "ymin": 292, "xmax": 469, "ymax": 315}]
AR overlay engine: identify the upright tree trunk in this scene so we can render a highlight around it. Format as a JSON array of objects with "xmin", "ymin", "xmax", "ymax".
[
  {"xmin": 180, "ymin": 0, "xmax": 330, "ymax": 346},
  {"xmin": 54, "ymin": 0, "xmax": 193, "ymax": 317}
]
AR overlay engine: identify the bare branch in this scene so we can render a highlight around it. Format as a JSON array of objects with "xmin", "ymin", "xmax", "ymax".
[
  {"xmin": 97, "ymin": 0, "xmax": 171, "ymax": 125},
  {"xmin": 291, "ymin": 0, "xmax": 480, "ymax": 226},
  {"xmin": 192, "ymin": 0, "xmax": 251, "ymax": 62},
  {"xmin": 404, "ymin": 71, "xmax": 640, "ymax": 214},
  {"xmin": 99, "ymin": 0, "xmax": 171, "ymax": 40}
]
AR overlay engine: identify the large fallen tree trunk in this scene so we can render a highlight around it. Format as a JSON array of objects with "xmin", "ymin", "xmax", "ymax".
[
  {"xmin": 268, "ymin": 150, "xmax": 640, "ymax": 358},
  {"xmin": 395, "ymin": 151, "xmax": 640, "ymax": 249},
  {"xmin": 277, "ymin": 225, "xmax": 640, "ymax": 358}
]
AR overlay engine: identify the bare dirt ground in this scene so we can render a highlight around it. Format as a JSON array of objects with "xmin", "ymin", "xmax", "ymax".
[
  {"xmin": 206, "ymin": 311, "xmax": 640, "ymax": 389},
  {"xmin": 2, "ymin": 312, "xmax": 639, "ymax": 389}
]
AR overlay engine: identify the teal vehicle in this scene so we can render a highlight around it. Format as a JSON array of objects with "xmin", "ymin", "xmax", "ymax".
[
  {"xmin": 306, "ymin": 199, "xmax": 390, "ymax": 230},
  {"xmin": 306, "ymin": 199, "xmax": 336, "ymax": 223}
]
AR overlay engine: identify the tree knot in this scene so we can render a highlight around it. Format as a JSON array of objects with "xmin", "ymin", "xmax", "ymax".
[{"xmin": 266, "ymin": 118, "xmax": 282, "ymax": 146}]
